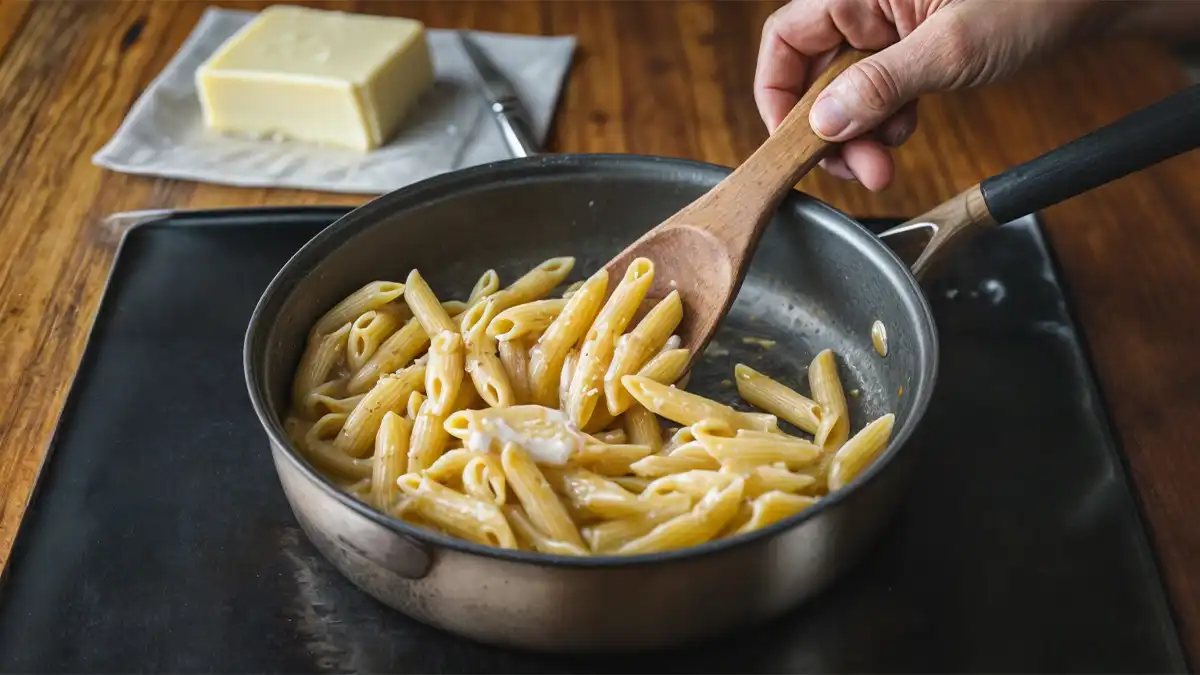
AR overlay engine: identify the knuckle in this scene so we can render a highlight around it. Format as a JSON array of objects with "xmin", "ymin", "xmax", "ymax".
[
  {"xmin": 933, "ymin": 12, "xmax": 974, "ymax": 65},
  {"xmin": 845, "ymin": 60, "xmax": 903, "ymax": 113}
]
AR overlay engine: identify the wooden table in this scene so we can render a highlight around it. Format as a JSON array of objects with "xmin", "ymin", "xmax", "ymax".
[{"xmin": 1, "ymin": 0, "xmax": 1197, "ymax": 664}]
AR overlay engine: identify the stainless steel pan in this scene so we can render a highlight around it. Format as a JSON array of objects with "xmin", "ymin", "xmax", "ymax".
[{"xmin": 245, "ymin": 84, "xmax": 1199, "ymax": 653}]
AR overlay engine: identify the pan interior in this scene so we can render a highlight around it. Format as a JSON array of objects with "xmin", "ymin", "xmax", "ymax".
[{"xmin": 258, "ymin": 155, "xmax": 934, "ymax": 534}]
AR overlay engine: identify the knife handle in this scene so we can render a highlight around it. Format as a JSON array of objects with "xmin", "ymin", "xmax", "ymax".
[{"xmin": 490, "ymin": 99, "xmax": 539, "ymax": 158}]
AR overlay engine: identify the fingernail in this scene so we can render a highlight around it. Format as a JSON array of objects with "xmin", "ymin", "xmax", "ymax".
[
  {"xmin": 810, "ymin": 95, "xmax": 850, "ymax": 138},
  {"xmin": 887, "ymin": 120, "xmax": 913, "ymax": 147}
]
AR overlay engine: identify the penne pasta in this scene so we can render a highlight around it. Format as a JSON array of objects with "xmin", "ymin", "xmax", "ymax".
[
  {"xmin": 463, "ymin": 453, "xmax": 507, "ymax": 506},
  {"xmin": 629, "ymin": 443, "xmax": 720, "ymax": 477},
  {"xmin": 407, "ymin": 385, "xmax": 475, "ymax": 473},
  {"xmin": 567, "ymin": 258, "xmax": 655, "ymax": 427},
  {"xmin": 346, "ymin": 300, "xmax": 466, "ymax": 395},
  {"xmin": 636, "ymin": 347, "xmax": 691, "ymax": 386},
  {"xmin": 425, "ymin": 330, "xmax": 464, "ymax": 415},
  {"xmin": 370, "ymin": 412, "xmax": 412, "ymax": 511},
  {"xmin": 591, "ymin": 428, "xmax": 627, "ymax": 445},
  {"xmin": 581, "ymin": 496, "xmax": 694, "ymax": 553},
  {"xmin": 809, "ymin": 349, "xmax": 850, "ymax": 451},
  {"xmin": 642, "ymin": 470, "xmax": 735, "ymax": 500},
  {"xmin": 609, "ymin": 475, "xmax": 651, "ymax": 494},
  {"xmin": 692, "ymin": 421, "xmax": 820, "ymax": 469},
  {"xmin": 623, "ymin": 403, "xmax": 664, "ymax": 453},
  {"xmin": 396, "ymin": 474, "xmax": 517, "ymax": 548},
  {"xmin": 552, "ymin": 467, "xmax": 665, "ymax": 519},
  {"xmin": 488, "ymin": 299, "xmax": 567, "ymax": 342},
  {"xmin": 312, "ymin": 281, "xmax": 405, "ymax": 337},
  {"xmin": 504, "ymin": 505, "xmax": 589, "ymax": 556},
  {"xmin": 404, "ymin": 270, "xmax": 459, "ymax": 336},
  {"xmin": 424, "ymin": 448, "xmax": 477, "ymax": 485},
  {"xmin": 468, "ymin": 269, "xmax": 500, "ymax": 306},
  {"xmin": 558, "ymin": 348, "xmax": 580, "ymax": 413},
  {"xmin": 734, "ymin": 491, "xmax": 817, "ymax": 535},
  {"xmin": 604, "ymin": 291, "xmax": 683, "ymax": 415},
  {"xmin": 617, "ymin": 478, "xmax": 745, "ymax": 554},
  {"xmin": 828, "ymin": 414, "xmax": 895, "ymax": 491},
  {"xmin": 347, "ymin": 309, "xmax": 402, "ymax": 372},
  {"xmin": 724, "ymin": 463, "xmax": 819, "ymax": 498},
  {"xmin": 571, "ymin": 443, "xmax": 654, "ymax": 476},
  {"xmin": 491, "ymin": 257, "xmax": 575, "ymax": 309},
  {"xmin": 406, "ymin": 390, "xmax": 426, "ymax": 419},
  {"xmin": 529, "ymin": 268, "xmax": 608, "ymax": 407},
  {"xmin": 301, "ymin": 381, "xmax": 364, "ymax": 419},
  {"xmin": 497, "ymin": 338, "xmax": 531, "ymax": 404},
  {"xmin": 292, "ymin": 323, "xmax": 352, "ymax": 409},
  {"xmin": 734, "ymin": 363, "xmax": 822, "ymax": 435},
  {"xmin": 620, "ymin": 375, "xmax": 761, "ymax": 432},
  {"xmin": 334, "ymin": 364, "xmax": 425, "ymax": 458},
  {"xmin": 500, "ymin": 443, "xmax": 585, "ymax": 550},
  {"xmin": 561, "ymin": 280, "xmax": 585, "ymax": 299},
  {"xmin": 300, "ymin": 412, "xmax": 374, "ymax": 479},
  {"xmin": 460, "ymin": 300, "xmax": 516, "ymax": 407}
]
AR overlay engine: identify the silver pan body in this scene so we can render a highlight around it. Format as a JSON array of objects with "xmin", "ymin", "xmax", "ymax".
[{"xmin": 244, "ymin": 154, "xmax": 938, "ymax": 653}]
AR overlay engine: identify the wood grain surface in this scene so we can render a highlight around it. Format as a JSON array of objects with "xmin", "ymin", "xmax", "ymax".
[{"xmin": 1, "ymin": 0, "xmax": 1198, "ymax": 664}]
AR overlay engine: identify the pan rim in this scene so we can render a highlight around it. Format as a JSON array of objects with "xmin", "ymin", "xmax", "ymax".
[{"xmin": 244, "ymin": 152, "xmax": 939, "ymax": 569}]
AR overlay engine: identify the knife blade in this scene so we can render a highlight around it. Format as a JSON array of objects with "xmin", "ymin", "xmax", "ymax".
[{"xmin": 458, "ymin": 31, "xmax": 540, "ymax": 158}]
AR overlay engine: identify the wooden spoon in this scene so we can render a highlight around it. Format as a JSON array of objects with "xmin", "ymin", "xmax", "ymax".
[{"xmin": 603, "ymin": 48, "xmax": 868, "ymax": 359}]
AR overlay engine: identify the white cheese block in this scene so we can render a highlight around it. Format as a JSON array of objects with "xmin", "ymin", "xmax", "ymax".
[{"xmin": 196, "ymin": 5, "xmax": 434, "ymax": 151}]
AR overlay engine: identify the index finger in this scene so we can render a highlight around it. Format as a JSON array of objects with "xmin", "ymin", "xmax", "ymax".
[{"xmin": 753, "ymin": 4, "xmax": 844, "ymax": 131}]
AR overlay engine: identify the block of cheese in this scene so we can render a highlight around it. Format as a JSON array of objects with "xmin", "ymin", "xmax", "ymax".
[{"xmin": 196, "ymin": 5, "xmax": 434, "ymax": 151}]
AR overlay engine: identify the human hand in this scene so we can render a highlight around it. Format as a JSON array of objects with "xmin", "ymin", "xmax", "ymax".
[{"xmin": 754, "ymin": 0, "xmax": 1113, "ymax": 191}]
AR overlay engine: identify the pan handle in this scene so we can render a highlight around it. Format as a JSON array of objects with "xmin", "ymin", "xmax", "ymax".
[{"xmin": 888, "ymin": 83, "xmax": 1200, "ymax": 280}]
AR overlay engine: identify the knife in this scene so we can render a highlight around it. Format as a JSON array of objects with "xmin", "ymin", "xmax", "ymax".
[{"xmin": 457, "ymin": 31, "xmax": 540, "ymax": 158}]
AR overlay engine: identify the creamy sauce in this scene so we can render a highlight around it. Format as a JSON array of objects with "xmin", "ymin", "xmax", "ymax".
[{"xmin": 470, "ymin": 407, "xmax": 583, "ymax": 466}]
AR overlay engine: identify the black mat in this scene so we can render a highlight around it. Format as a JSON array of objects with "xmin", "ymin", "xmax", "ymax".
[{"xmin": 0, "ymin": 208, "xmax": 1186, "ymax": 673}]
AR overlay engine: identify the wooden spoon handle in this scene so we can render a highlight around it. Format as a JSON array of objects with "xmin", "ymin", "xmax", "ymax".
[{"xmin": 685, "ymin": 48, "xmax": 869, "ymax": 247}]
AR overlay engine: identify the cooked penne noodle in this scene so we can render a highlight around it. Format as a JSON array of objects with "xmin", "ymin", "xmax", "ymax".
[
  {"xmin": 488, "ymin": 299, "xmax": 567, "ymax": 342},
  {"xmin": 425, "ymin": 330, "xmax": 464, "ymax": 415},
  {"xmin": 371, "ymin": 412, "xmax": 412, "ymax": 511},
  {"xmin": 500, "ymin": 443, "xmax": 585, "ymax": 549},
  {"xmin": 664, "ymin": 425, "xmax": 697, "ymax": 451},
  {"xmin": 407, "ymin": 385, "xmax": 475, "ymax": 473},
  {"xmin": 529, "ymin": 268, "xmax": 608, "ymax": 407},
  {"xmin": 581, "ymin": 497, "xmax": 693, "ymax": 553},
  {"xmin": 735, "ymin": 491, "xmax": 818, "ymax": 535},
  {"xmin": 300, "ymin": 412, "xmax": 374, "ymax": 479},
  {"xmin": 617, "ymin": 478, "xmax": 745, "ymax": 554},
  {"xmin": 492, "ymin": 257, "xmax": 575, "ymax": 309},
  {"xmin": 396, "ymin": 474, "xmax": 517, "ymax": 548},
  {"xmin": 581, "ymin": 404, "xmax": 617, "ymax": 435},
  {"xmin": 292, "ymin": 323, "xmax": 352, "ymax": 408},
  {"xmin": 642, "ymin": 470, "xmax": 735, "ymax": 500},
  {"xmin": 504, "ymin": 505, "xmax": 589, "ymax": 556},
  {"xmin": 809, "ymin": 349, "xmax": 850, "ymax": 451},
  {"xmin": 346, "ymin": 301, "xmax": 466, "ymax": 395},
  {"xmin": 604, "ymin": 291, "xmax": 682, "ymax": 415},
  {"xmin": 558, "ymin": 348, "xmax": 580, "ymax": 412},
  {"xmin": 468, "ymin": 269, "xmax": 500, "ymax": 306},
  {"xmin": 347, "ymin": 310, "xmax": 402, "ymax": 372},
  {"xmin": 734, "ymin": 363, "xmax": 822, "ymax": 435},
  {"xmin": 284, "ymin": 415, "xmax": 313, "ymax": 447},
  {"xmin": 301, "ymin": 381, "xmax": 364, "ymax": 419},
  {"xmin": 623, "ymin": 403, "xmax": 664, "ymax": 453},
  {"xmin": 609, "ymin": 475, "xmax": 651, "ymax": 493},
  {"xmin": 460, "ymin": 300, "xmax": 516, "ymax": 407},
  {"xmin": 828, "ymin": 414, "xmax": 895, "ymax": 491},
  {"xmin": 312, "ymin": 281, "xmax": 405, "ymax": 337},
  {"xmin": 635, "ymin": 347, "xmax": 690, "ymax": 386},
  {"xmin": 568, "ymin": 258, "xmax": 655, "ymax": 427},
  {"xmin": 463, "ymin": 453, "xmax": 507, "ymax": 506},
  {"xmin": 553, "ymin": 467, "xmax": 663, "ymax": 519},
  {"xmin": 404, "ymin": 270, "xmax": 459, "ymax": 336},
  {"xmin": 561, "ymin": 280, "xmax": 585, "ymax": 299},
  {"xmin": 629, "ymin": 443, "xmax": 720, "ymax": 477},
  {"xmin": 620, "ymin": 375, "xmax": 756, "ymax": 432},
  {"xmin": 497, "ymin": 339, "xmax": 531, "ymax": 404},
  {"xmin": 725, "ymin": 463, "xmax": 819, "ymax": 498},
  {"xmin": 424, "ymin": 448, "xmax": 476, "ymax": 484},
  {"xmin": 406, "ymin": 391, "xmax": 426, "ymax": 419},
  {"xmin": 571, "ymin": 443, "xmax": 654, "ymax": 476},
  {"xmin": 334, "ymin": 365, "xmax": 425, "ymax": 458},
  {"xmin": 692, "ymin": 421, "xmax": 820, "ymax": 469}
]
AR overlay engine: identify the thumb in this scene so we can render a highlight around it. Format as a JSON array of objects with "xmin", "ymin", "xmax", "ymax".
[{"xmin": 809, "ymin": 15, "xmax": 967, "ymax": 141}]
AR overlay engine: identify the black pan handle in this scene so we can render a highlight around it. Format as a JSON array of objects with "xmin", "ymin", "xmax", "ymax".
[{"xmin": 980, "ymin": 83, "xmax": 1200, "ymax": 224}]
